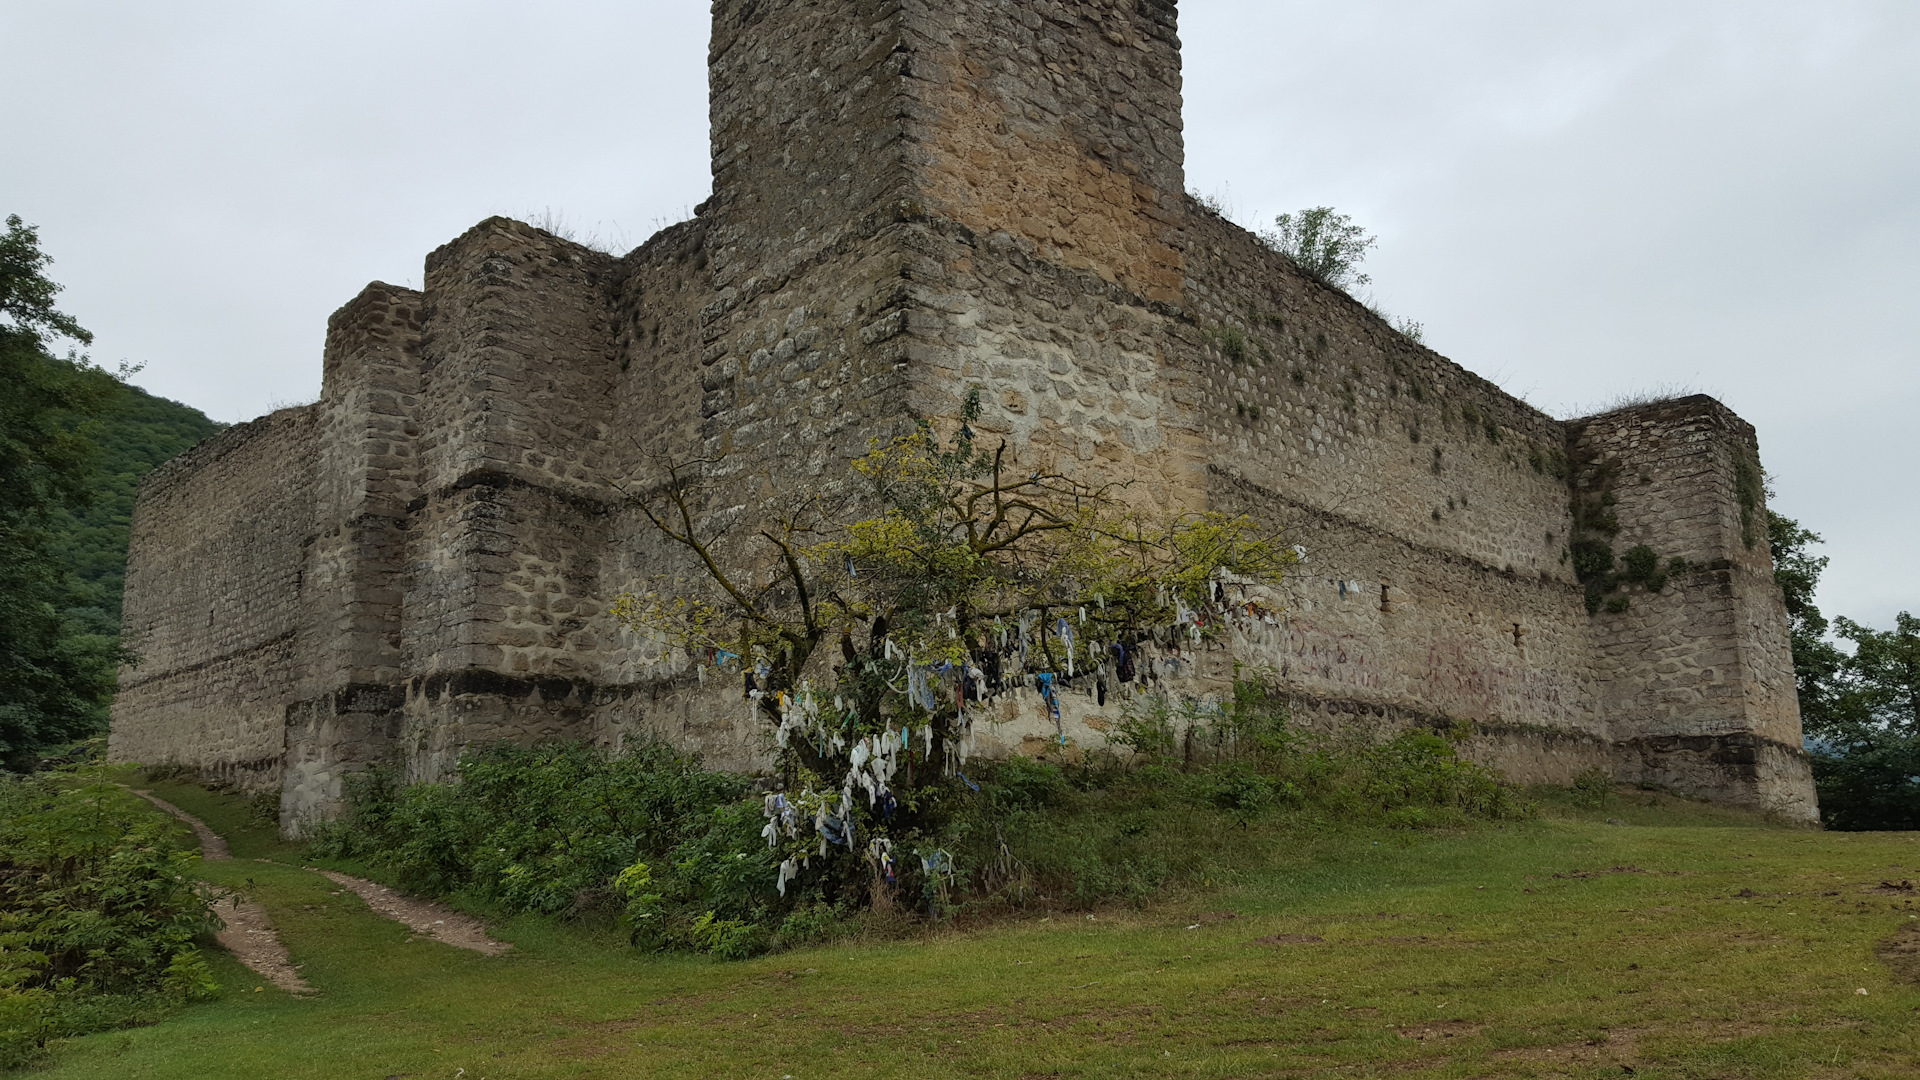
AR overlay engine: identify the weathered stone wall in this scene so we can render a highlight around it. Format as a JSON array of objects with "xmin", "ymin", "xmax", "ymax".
[
  {"xmin": 909, "ymin": 0, "xmax": 1186, "ymax": 302},
  {"xmin": 112, "ymin": 408, "xmax": 321, "ymax": 790},
  {"xmin": 274, "ymin": 284, "xmax": 426, "ymax": 819},
  {"xmin": 309, "ymin": 281, "xmax": 422, "ymax": 698},
  {"xmin": 111, "ymin": 0, "xmax": 1816, "ymax": 828},
  {"xmin": 1571, "ymin": 398, "xmax": 1812, "ymax": 815},
  {"xmin": 1171, "ymin": 204, "xmax": 1604, "ymax": 780},
  {"xmin": 402, "ymin": 218, "xmax": 619, "ymax": 678},
  {"xmin": 380, "ymin": 220, "xmax": 626, "ymax": 796}
]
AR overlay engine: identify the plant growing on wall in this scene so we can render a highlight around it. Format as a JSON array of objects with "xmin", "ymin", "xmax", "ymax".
[
  {"xmin": 1733, "ymin": 452, "xmax": 1764, "ymax": 548},
  {"xmin": 1566, "ymin": 455, "xmax": 1681, "ymax": 614},
  {"xmin": 1208, "ymin": 324, "xmax": 1250, "ymax": 364},
  {"xmin": 1564, "ymin": 445, "xmax": 1622, "ymax": 609},
  {"xmin": 1260, "ymin": 207, "xmax": 1377, "ymax": 293},
  {"xmin": 612, "ymin": 390, "xmax": 1294, "ymax": 905}
]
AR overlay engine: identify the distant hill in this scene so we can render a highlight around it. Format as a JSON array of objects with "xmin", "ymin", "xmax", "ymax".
[{"xmin": 50, "ymin": 385, "xmax": 224, "ymax": 638}]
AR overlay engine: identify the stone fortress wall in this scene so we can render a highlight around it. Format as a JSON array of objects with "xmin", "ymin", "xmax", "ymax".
[{"xmin": 110, "ymin": 0, "xmax": 1817, "ymax": 829}]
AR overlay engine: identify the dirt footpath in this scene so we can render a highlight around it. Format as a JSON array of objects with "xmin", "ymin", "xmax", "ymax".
[
  {"xmin": 133, "ymin": 788, "xmax": 511, "ymax": 992},
  {"xmin": 313, "ymin": 870, "xmax": 511, "ymax": 955},
  {"xmin": 132, "ymin": 790, "xmax": 313, "ymax": 995}
]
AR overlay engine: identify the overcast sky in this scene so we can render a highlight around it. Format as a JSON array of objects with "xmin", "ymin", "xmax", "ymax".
[{"xmin": 6, "ymin": 1, "xmax": 1915, "ymax": 630}]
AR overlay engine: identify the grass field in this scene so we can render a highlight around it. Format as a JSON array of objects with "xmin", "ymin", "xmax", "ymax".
[{"xmin": 36, "ymin": 778, "xmax": 1920, "ymax": 1079}]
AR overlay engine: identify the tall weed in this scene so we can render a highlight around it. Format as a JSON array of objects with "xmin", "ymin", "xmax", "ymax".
[
  {"xmin": 308, "ymin": 741, "xmax": 752, "ymax": 919},
  {"xmin": 942, "ymin": 687, "xmax": 1526, "ymax": 912},
  {"xmin": 313, "ymin": 687, "xmax": 1529, "ymax": 957},
  {"xmin": 0, "ymin": 776, "xmax": 220, "ymax": 1068}
]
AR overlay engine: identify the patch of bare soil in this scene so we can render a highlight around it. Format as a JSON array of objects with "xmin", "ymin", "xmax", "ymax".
[
  {"xmin": 130, "ymin": 790, "xmax": 313, "ymax": 994},
  {"xmin": 1253, "ymin": 933, "xmax": 1326, "ymax": 945},
  {"xmin": 1491, "ymin": 1022, "xmax": 1805, "ymax": 1073},
  {"xmin": 212, "ymin": 893, "xmax": 314, "ymax": 995},
  {"xmin": 1394, "ymin": 1019, "xmax": 1481, "ymax": 1043},
  {"xmin": 1877, "ymin": 923, "xmax": 1920, "ymax": 984},
  {"xmin": 1490, "ymin": 1028, "xmax": 1639, "ymax": 1071},
  {"xmin": 1553, "ymin": 865, "xmax": 1674, "ymax": 879},
  {"xmin": 313, "ymin": 870, "xmax": 511, "ymax": 955}
]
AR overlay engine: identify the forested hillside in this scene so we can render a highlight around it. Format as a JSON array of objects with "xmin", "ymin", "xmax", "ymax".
[{"xmin": 50, "ymin": 387, "xmax": 223, "ymax": 638}]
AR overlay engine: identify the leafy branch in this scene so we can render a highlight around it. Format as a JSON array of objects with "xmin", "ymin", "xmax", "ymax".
[{"xmin": 611, "ymin": 389, "xmax": 1296, "ymax": 899}]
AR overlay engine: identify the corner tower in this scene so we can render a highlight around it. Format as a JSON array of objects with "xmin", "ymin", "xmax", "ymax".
[
  {"xmin": 706, "ymin": 0, "xmax": 1185, "ymax": 296},
  {"xmin": 1570, "ymin": 397, "xmax": 1813, "ymax": 816},
  {"xmin": 691, "ymin": 0, "xmax": 1205, "ymax": 508}
]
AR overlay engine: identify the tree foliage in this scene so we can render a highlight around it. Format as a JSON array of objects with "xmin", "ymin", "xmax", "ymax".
[
  {"xmin": 0, "ymin": 775, "xmax": 220, "ymax": 1067},
  {"xmin": 1, "ymin": 216, "xmax": 106, "ymax": 519},
  {"xmin": 306, "ymin": 740, "xmax": 759, "ymax": 939},
  {"xmin": 1810, "ymin": 613, "xmax": 1920, "ymax": 831},
  {"xmin": 48, "ymin": 383, "xmax": 223, "ymax": 638},
  {"xmin": 613, "ymin": 390, "xmax": 1295, "ymax": 904},
  {"xmin": 1769, "ymin": 509, "xmax": 1847, "ymax": 731},
  {"xmin": 1768, "ymin": 508, "xmax": 1920, "ymax": 829},
  {"xmin": 1259, "ymin": 207, "xmax": 1377, "ymax": 293},
  {"xmin": 0, "ymin": 216, "xmax": 129, "ymax": 769}
]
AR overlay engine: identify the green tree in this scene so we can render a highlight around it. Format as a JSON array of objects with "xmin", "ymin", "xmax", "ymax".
[
  {"xmin": 1260, "ymin": 207, "xmax": 1377, "ymax": 292},
  {"xmin": 1811, "ymin": 613, "xmax": 1920, "ymax": 831},
  {"xmin": 0, "ymin": 215, "xmax": 127, "ymax": 769},
  {"xmin": 614, "ymin": 390, "xmax": 1294, "ymax": 906},
  {"xmin": 1768, "ymin": 509, "xmax": 1847, "ymax": 732},
  {"xmin": 1770, "ymin": 507, "xmax": 1920, "ymax": 828},
  {"xmin": 0, "ymin": 775, "xmax": 220, "ymax": 1066},
  {"xmin": 47, "ymin": 383, "xmax": 223, "ymax": 637},
  {"xmin": 1827, "ymin": 614, "xmax": 1920, "ymax": 737}
]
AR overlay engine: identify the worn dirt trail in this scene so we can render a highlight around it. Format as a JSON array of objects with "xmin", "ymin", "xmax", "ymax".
[
  {"xmin": 133, "ymin": 787, "xmax": 510, "ymax": 977},
  {"xmin": 132, "ymin": 790, "xmax": 313, "ymax": 995},
  {"xmin": 312, "ymin": 870, "xmax": 511, "ymax": 955}
]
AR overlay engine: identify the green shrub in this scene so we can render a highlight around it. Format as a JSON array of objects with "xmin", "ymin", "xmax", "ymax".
[
  {"xmin": 309, "ymin": 740, "xmax": 750, "ymax": 919},
  {"xmin": 1109, "ymin": 697, "xmax": 1181, "ymax": 758},
  {"xmin": 1570, "ymin": 766, "xmax": 1614, "ymax": 809},
  {"xmin": 1619, "ymin": 544, "xmax": 1667, "ymax": 592},
  {"xmin": 688, "ymin": 911, "xmax": 763, "ymax": 960},
  {"xmin": 1108, "ymin": 682, "xmax": 1294, "ymax": 768},
  {"xmin": 0, "ymin": 776, "xmax": 219, "ymax": 1067},
  {"xmin": 307, "ymin": 740, "xmax": 780, "ymax": 954},
  {"xmin": 613, "ymin": 859, "xmax": 663, "ymax": 934},
  {"xmin": 659, "ymin": 799, "xmax": 782, "ymax": 933},
  {"xmin": 1189, "ymin": 763, "xmax": 1287, "ymax": 816},
  {"xmin": 1570, "ymin": 540, "xmax": 1615, "ymax": 585},
  {"xmin": 773, "ymin": 901, "xmax": 849, "ymax": 948},
  {"xmin": 1260, "ymin": 207, "xmax": 1376, "ymax": 292},
  {"xmin": 980, "ymin": 756, "xmax": 1070, "ymax": 812},
  {"xmin": 314, "ymin": 688, "xmax": 1528, "ymax": 956},
  {"xmin": 1813, "ymin": 738, "xmax": 1920, "ymax": 831},
  {"xmin": 940, "ymin": 687, "xmax": 1524, "ymax": 913},
  {"xmin": 1214, "ymin": 325, "xmax": 1249, "ymax": 363}
]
